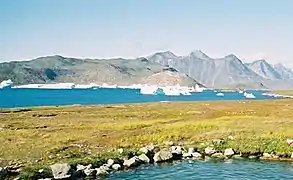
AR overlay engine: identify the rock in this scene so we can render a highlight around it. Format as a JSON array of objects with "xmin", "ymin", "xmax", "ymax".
[
  {"xmin": 139, "ymin": 154, "xmax": 150, "ymax": 163},
  {"xmin": 204, "ymin": 147, "xmax": 216, "ymax": 155},
  {"xmin": 107, "ymin": 159, "xmax": 115, "ymax": 166},
  {"xmin": 84, "ymin": 168, "xmax": 97, "ymax": 177},
  {"xmin": 76, "ymin": 164, "xmax": 87, "ymax": 171},
  {"xmin": 286, "ymin": 139, "xmax": 293, "ymax": 146},
  {"xmin": 117, "ymin": 148, "xmax": 124, "ymax": 154},
  {"xmin": 38, "ymin": 169, "xmax": 44, "ymax": 173},
  {"xmin": 171, "ymin": 146, "xmax": 182, "ymax": 155},
  {"xmin": 112, "ymin": 164, "xmax": 122, "ymax": 170},
  {"xmin": 232, "ymin": 155, "xmax": 243, "ymax": 160},
  {"xmin": 248, "ymin": 155, "xmax": 258, "ymax": 159},
  {"xmin": 188, "ymin": 147, "xmax": 195, "ymax": 154},
  {"xmin": 139, "ymin": 147, "xmax": 149, "ymax": 155},
  {"xmin": 153, "ymin": 150, "xmax": 173, "ymax": 162},
  {"xmin": 211, "ymin": 153, "xmax": 225, "ymax": 159},
  {"xmin": 99, "ymin": 164, "xmax": 110, "ymax": 172},
  {"xmin": 192, "ymin": 152, "xmax": 202, "ymax": 159},
  {"xmin": 0, "ymin": 167, "xmax": 8, "ymax": 179},
  {"xmin": 50, "ymin": 163, "xmax": 72, "ymax": 179},
  {"xmin": 123, "ymin": 156, "xmax": 141, "ymax": 167},
  {"xmin": 165, "ymin": 141, "xmax": 174, "ymax": 146},
  {"xmin": 182, "ymin": 153, "xmax": 192, "ymax": 158},
  {"xmin": 263, "ymin": 153, "xmax": 272, "ymax": 158},
  {"xmin": 228, "ymin": 135, "xmax": 235, "ymax": 140},
  {"xmin": 224, "ymin": 148, "xmax": 235, "ymax": 156},
  {"xmin": 96, "ymin": 168, "xmax": 109, "ymax": 176}
]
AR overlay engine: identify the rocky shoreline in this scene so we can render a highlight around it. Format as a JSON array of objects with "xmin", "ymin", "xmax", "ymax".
[{"xmin": 1, "ymin": 139, "xmax": 293, "ymax": 180}]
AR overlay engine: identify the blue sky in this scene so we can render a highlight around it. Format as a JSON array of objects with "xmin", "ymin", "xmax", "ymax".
[{"xmin": 1, "ymin": 0, "xmax": 293, "ymax": 65}]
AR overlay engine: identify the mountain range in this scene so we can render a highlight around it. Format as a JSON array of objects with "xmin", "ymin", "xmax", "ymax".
[
  {"xmin": 1, "ymin": 50, "xmax": 293, "ymax": 90},
  {"xmin": 148, "ymin": 50, "xmax": 293, "ymax": 89},
  {"xmin": 0, "ymin": 55, "xmax": 201, "ymax": 87}
]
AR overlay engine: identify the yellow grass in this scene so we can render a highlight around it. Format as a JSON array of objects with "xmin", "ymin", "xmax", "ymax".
[{"xmin": 1, "ymin": 100, "xmax": 293, "ymax": 167}]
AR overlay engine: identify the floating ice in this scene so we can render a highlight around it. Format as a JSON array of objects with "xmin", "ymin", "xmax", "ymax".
[
  {"xmin": 244, "ymin": 92, "xmax": 256, "ymax": 99},
  {"xmin": 216, "ymin": 93, "xmax": 224, "ymax": 97},
  {"xmin": 0, "ymin": 79, "xmax": 13, "ymax": 89}
]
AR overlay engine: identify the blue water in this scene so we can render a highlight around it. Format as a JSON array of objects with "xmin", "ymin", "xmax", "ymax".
[
  {"xmin": 0, "ymin": 88, "xmax": 278, "ymax": 108},
  {"xmin": 109, "ymin": 160, "xmax": 293, "ymax": 180}
]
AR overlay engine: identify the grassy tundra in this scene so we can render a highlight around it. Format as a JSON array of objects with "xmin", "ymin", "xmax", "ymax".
[{"xmin": 1, "ymin": 100, "xmax": 293, "ymax": 168}]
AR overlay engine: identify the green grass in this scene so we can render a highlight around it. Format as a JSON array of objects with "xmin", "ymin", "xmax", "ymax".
[{"xmin": 1, "ymin": 100, "xmax": 293, "ymax": 167}]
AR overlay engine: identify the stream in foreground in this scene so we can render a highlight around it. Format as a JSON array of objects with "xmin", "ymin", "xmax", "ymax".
[{"xmin": 109, "ymin": 160, "xmax": 293, "ymax": 180}]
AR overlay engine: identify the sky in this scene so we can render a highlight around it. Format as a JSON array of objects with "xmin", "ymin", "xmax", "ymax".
[{"xmin": 1, "ymin": 0, "xmax": 293, "ymax": 65}]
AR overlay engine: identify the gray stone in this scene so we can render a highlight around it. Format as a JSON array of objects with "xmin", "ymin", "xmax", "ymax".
[
  {"xmin": 182, "ymin": 153, "xmax": 192, "ymax": 158},
  {"xmin": 224, "ymin": 148, "xmax": 235, "ymax": 156},
  {"xmin": 171, "ymin": 146, "xmax": 182, "ymax": 155},
  {"xmin": 188, "ymin": 147, "xmax": 195, "ymax": 154},
  {"xmin": 139, "ymin": 154, "xmax": 150, "ymax": 163},
  {"xmin": 248, "ymin": 155, "xmax": 258, "ymax": 159},
  {"xmin": 0, "ymin": 167, "xmax": 8, "ymax": 179},
  {"xmin": 76, "ymin": 164, "xmax": 86, "ymax": 171},
  {"xmin": 99, "ymin": 164, "xmax": 110, "ymax": 172},
  {"xmin": 204, "ymin": 147, "xmax": 216, "ymax": 155},
  {"xmin": 112, "ymin": 164, "xmax": 122, "ymax": 170},
  {"xmin": 50, "ymin": 163, "xmax": 72, "ymax": 179},
  {"xmin": 139, "ymin": 147, "xmax": 149, "ymax": 154},
  {"xmin": 107, "ymin": 159, "xmax": 115, "ymax": 166},
  {"xmin": 96, "ymin": 168, "xmax": 109, "ymax": 176},
  {"xmin": 123, "ymin": 156, "xmax": 141, "ymax": 167},
  {"xmin": 232, "ymin": 155, "xmax": 243, "ymax": 160},
  {"xmin": 84, "ymin": 168, "xmax": 96, "ymax": 177},
  {"xmin": 263, "ymin": 153, "xmax": 272, "ymax": 158},
  {"xmin": 211, "ymin": 153, "xmax": 225, "ymax": 159},
  {"xmin": 192, "ymin": 152, "xmax": 202, "ymax": 159},
  {"xmin": 291, "ymin": 152, "xmax": 293, "ymax": 158},
  {"xmin": 153, "ymin": 150, "xmax": 173, "ymax": 162},
  {"xmin": 117, "ymin": 148, "xmax": 124, "ymax": 154}
]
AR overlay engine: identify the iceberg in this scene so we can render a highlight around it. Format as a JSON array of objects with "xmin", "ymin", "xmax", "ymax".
[
  {"xmin": 244, "ymin": 92, "xmax": 256, "ymax": 99},
  {"xmin": 140, "ymin": 85, "xmax": 159, "ymax": 95},
  {"xmin": 14, "ymin": 83, "xmax": 75, "ymax": 89},
  {"xmin": 194, "ymin": 84, "xmax": 205, "ymax": 92},
  {"xmin": 216, "ymin": 93, "xmax": 224, "ymax": 97},
  {"xmin": 101, "ymin": 83, "xmax": 118, "ymax": 89},
  {"xmin": 162, "ymin": 86, "xmax": 181, "ymax": 96},
  {"xmin": 74, "ymin": 83, "xmax": 98, "ymax": 89},
  {"xmin": 0, "ymin": 79, "xmax": 13, "ymax": 89}
]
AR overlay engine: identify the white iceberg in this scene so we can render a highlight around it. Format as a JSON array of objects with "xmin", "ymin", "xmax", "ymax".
[
  {"xmin": 140, "ymin": 85, "xmax": 159, "ymax": 95},
  {"xmin": 0, "ymin": 79, "xmax": 13, "ymax": 89},
  {"xmin": 194, "ymin": 84, "xmax": 205, "ymax": 92},
  {"xmin": 162, "ymin": 86, "xmax": 181, "ymax": 96},
  {"xmin": 244, "ymin": 92, "xmax": 256, "ymax": 99},
  {"xmin": 216, "ymin": 93, "xmax": 224, "ymax": 97},
  {"xmin": 101, "ymin": 83, "xmax": 118, "ymax": 89},
  {"xmin": 74, "ymin": 83, "xmax": 98, "ymax": 89}
]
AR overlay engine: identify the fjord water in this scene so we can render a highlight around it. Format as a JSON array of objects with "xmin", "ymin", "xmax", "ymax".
[
  {"xmin": 109, "ymin": 160, "xmax": 293, "ymax": 180},
  {"xmin": 0, "ymin": 88, "xmax": 278, "ymax": 108}
]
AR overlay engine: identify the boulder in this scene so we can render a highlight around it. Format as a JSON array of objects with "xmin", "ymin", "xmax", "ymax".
[
  {"xmin": 171, "ymin": 146, "xmax": 182, "ymax": 155},
  {"xmin": 112, "ymin": 164, "xmax": 122, "ymax": 170},
  {"xmin": 224, "ymin": 148, "xmax": 235, "ymax": 156},
  {"xmin": 286, "ymin": 139, "xmax": 293, "ymax": 146},
  {"xmin": 182, "ymin": 153, "xmax": 192, "ymax": 158},
  {"xmin": 0, "ymin": 167, "xmax": 8, "ymax": 179},
  {"xmin": 107, "ymin": 159, "xmax": 115, "ymax": 166},
  {"xmin": 204, "ymin": 147, "xmax": 216, "ymax": 155},
  {"xmin": 84, "ymin": 168, "xmax": 97, "ymax": 177},
  {"xmin": 153, "ymin": 150, "xmax": 173, "ymax": 162},
  {"xmin": 99, "ymin": 164, "xmax": 110, "ymax": 172},
  {"xmin": 139, "ymin": 147, "xmax": 149, "ymax": 155},
  {"xmin": 50, "ymin": 163, "xmax": 72, "ymax": 179},
  {"xmin": 76, "ymin": 164, "xmax": 87, "ymax": 172},
  {"xmin": 188, "ymin": 147, "xmax": 195, "ymax": 154},
  {"xmin": 123, "ymin": 156, "xmax": 141, "ymax": 167},
  {"xmin": 211, "ymin": 153, "xmax": 225, "ymax": 159},
  {"xmin": 291, "ymin": 152, "xmax": 293, "ymax": 158},
  {"xmin": 192, "ymin": 152, "xmax": 202, "ymax": 159},
  {"xmin": 96, "ymin": 168, "xmax": 109, "ymax": 176},
  {"xmin": 262, "ymin": 153, "xmax": 272, "ymax": 158},
  {"xmin": 139, "ymin": 154, "xmax": 150, "ymax": 163},
  {"xmin": 232, "ymin": 155, "xmax": 243, "ymax": 160},
  {"xmin": 117, "ymin": 148, "xmax": 124, "ymax": 154},
  {"xmin": 165, "ymin": 141, "xmax": 174, "ymax": 146}
]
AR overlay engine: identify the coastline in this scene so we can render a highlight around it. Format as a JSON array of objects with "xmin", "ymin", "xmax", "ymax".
[{"xmin": 1, "ymin": 100, "xmax": 293, "ymax": 179}]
